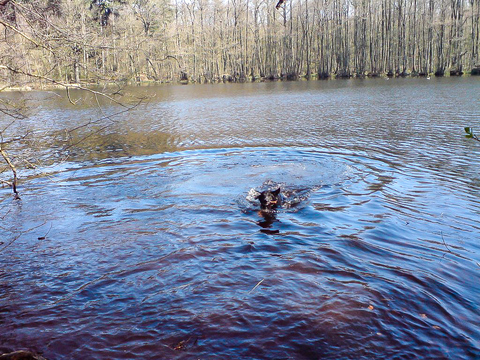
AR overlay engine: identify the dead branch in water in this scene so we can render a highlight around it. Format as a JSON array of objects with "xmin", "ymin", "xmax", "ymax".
[
  {"xmin": 0, "ymin": 144, "xmax": 20, "ymax": 199},
  {"xmin": 0, "ymin": 130, "xmax": 31, "ymax": 198},
  {"xmin": 0, "ymin": 221, "xmax": 47, "ymax": 253},
  {"xmin": 440, "ymin": 231, "xmax": 452, "ymax": 253}
]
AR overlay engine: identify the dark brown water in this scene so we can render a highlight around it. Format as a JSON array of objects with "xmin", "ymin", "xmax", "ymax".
[{"xmin": 1, "ymin": 78, "xmax": 479, "ymax": 359}]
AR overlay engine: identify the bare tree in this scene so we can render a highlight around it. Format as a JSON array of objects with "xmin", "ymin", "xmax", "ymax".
[
  {"xmin": 0, "ymin": 0, "xmax": 144, "ymax": 199},
  {"xmin": 1, "ymin": 0, "xmax": 479, "ymax": 88}
]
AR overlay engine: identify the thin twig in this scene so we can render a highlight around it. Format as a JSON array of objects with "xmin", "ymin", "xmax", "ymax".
[
  {"xmin": 66, "ymin": 87, "xmax": 79, "ymax": 105},
  {"xmin": 63, "ymin": 98, "xmax": 144, "ymax": 135},
  {"xmin": 1, "ymin": 120, "xmax": 17, "ymax": 134},
  {"xmin": 0, "ymin": 221, "xmax": 47, "ymax": 252},
  {"xmin": 0, "ymin": 101, "xmax": 27, "ymax": 120},
  {"xmin": 248, "ymin": 279, "xmax": 265, "ymax": 294},
  {"xmin": 0, "ymin": 131, "xmax": 32, "ymax": 145},
  {"xmin": 0, "ymin": 178, "xmax": 12, "ymax": 187},
  {"xmin": 38, "ymin": 223, "xmax": 53, "ymax": 240},
  {"xmin": 0, "ymin": 19, "xmax": 54, "ymax": 53},
  {"xmin": 0, "ymin": 144, "xmax": 20, "ymax": 199},
  {"xmin": 0, "ymin": 208, "xmax": 12, "ymax": 221},
  {"xmin": 63, "ymin": 123, "xmax": 112, "ymax": 151},
  {"xmin": 0, "ymin": 65, "xmax": 127, "ymax": 107},
  {"xmin": 440, "ymin": 231, "xmax": 452, "ymax": 253}
]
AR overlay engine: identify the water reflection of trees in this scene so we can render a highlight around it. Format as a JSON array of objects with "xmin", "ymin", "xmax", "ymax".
[
  {"xmin": 60, "ymin": 128, "xmax": 177, "ymax": 161},
  {"xmin": 0, "ymin": 93, "xmax": 144, "ymax": 198}
]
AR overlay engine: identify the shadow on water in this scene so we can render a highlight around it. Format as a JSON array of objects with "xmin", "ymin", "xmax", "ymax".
[{"xmin": 1, "ymin": 78, "xmax": 480, "ymax": 359}]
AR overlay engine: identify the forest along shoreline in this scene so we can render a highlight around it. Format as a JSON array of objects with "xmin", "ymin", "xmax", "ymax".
[
  {"xmin": 1, "ymin": 0, "xmax": 480, "ymax": 90},
  {"xmin": 2, "ymin": 69, "xmax": 480, "ymax": 92}
]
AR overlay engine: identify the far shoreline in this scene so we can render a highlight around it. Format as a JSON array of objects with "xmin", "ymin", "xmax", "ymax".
[{"xmin": 1, "ymin": 70, "xmax": 479, "ymax": 92}]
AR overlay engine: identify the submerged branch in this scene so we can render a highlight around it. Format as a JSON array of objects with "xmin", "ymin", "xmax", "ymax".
[
  {"xmin": 0, "ymin": 221, "xmax": 47, "ymax": 253},
  {"xmin": 0, "ymin": 145, "xmax": 20, "ymax": 199},
  {"xmin": 440, "ymin": 231, "xmax": 452, "ymax": 253},
  {"xmin": 0, "ymin": 130, "xmax": 33, "ymax": 198}
]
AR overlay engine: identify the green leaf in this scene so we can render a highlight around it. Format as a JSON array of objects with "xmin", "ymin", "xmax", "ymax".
[{"xmin": 464, "ymin": 127, "xmax": 472, "ymax": 134}]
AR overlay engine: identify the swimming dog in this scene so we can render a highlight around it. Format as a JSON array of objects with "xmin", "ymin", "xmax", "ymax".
[
  {"xmin": 255, "ymin": 188, "xmax": 281, "ymax": 234},
  {"xmin": 255, "ymin": 188, "xmax": 281, "ymax": 212}
]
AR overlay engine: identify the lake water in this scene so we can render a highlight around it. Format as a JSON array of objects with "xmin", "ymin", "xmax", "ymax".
[{"xmin": 1, "ymin": 78, "xmax": 479, "ymax": 359}]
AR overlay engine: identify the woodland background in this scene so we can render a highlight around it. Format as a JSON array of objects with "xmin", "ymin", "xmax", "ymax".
[{"xmin": 0, "ymin": 0, "xmax": 479, "ymax": 86}]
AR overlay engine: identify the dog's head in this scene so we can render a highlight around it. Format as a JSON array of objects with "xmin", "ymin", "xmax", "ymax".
[{"xmin": 256, "ymin": 188, "xmax": 281, "ymax": 211}]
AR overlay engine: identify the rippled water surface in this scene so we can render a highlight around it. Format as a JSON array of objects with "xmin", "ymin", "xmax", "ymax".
[{"xmin": 1, "ymin": 78, "xmax": 480, "ymax": 359}]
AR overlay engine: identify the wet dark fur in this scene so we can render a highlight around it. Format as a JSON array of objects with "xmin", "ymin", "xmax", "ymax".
[
  {"xmin": 255, "ymin": 188, "xmax": 281, "ymax": 211},
  {"xmin": 253, "ymin": 188, "xmax": 281, "ymax": 234}
]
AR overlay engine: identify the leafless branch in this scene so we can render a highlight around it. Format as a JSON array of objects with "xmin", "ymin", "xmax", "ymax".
[
  {"xmin": 0, "ymin": 221, "xmax": 47, "ymax": 253},
  {"xmin": 0, "ymin": 64, "xmax": 127, "ymax": 107},
  {"xmin": 0, "ymin": 130, "xmax": 31, "ymax": 145},
  {"xmin": 0, "ymin": 144, "xmax": 20, "ymax": 199},
  {"xmin": 0, "ymin": 19, "xmax": 54, "ymax": 53},
  {"xmin": 440, "ymin": 231, "xmax": 452, "ymax": 253}
]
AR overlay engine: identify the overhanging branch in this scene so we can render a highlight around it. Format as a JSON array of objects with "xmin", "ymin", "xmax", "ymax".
[
  {"xmin": 0, "ymin": 64, "xmax": 127, "ymax": 107},
  {"xmin": 0, "ymin": 19, "xmax": 54, "ymax": 54}
]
